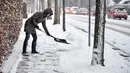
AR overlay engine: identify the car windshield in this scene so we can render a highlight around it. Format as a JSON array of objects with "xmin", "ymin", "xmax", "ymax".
[
  {"xmin": 115, "ymin": 8, "xmax": 126, "ymax": 12},
  {"xmin": 73, "ymin": 8, "xmax": 78, "ymax": 11},
  {"xmin": 79, "ymin": 8, "xmax": 88, "ymax": 11}
]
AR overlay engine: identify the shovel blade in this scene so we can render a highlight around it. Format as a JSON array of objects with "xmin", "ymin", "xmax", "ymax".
[{"xmin": 54, "ymin": 38, "xmax": 70, "ymax": 44}]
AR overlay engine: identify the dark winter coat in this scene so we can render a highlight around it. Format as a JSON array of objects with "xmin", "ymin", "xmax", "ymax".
[{"xmin": 24, "ymin": 8, "xmax": 53, "ymax": 34}]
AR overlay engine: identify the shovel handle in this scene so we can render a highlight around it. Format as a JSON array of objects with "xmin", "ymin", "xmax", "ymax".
[
  {"xmin": 37, "ymin": 28, "xmax": 56, "ymax": 39},
  {"xmin": 37, "ymin": 28, "xmax": 70, "ymax": 44}
]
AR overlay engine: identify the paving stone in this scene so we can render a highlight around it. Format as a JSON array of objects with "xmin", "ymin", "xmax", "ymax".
[{"xmin": 16, "ymin": 44, "xmax": 60, "ymax": 73}]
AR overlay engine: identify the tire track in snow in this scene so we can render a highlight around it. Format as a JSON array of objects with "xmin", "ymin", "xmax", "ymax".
[
  {"xmin": 67, "ymin": 19, "xmax": 130, "ymax": 56},
  {"xmin": 68, "ymin": 17, "xmax": 130, "ymax": 36},
  {"xmin": 67, "ymin": 15, "xmax": 130, "ymax": 28},
  {"xmin": 67, "ymin": 21, "xmax": 130, "ymax": 67}
]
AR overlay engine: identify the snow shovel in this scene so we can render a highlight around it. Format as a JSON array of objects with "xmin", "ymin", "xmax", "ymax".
[{"xmin": 38, "ymin": 29, "xmax": 70, "ymax": 44}]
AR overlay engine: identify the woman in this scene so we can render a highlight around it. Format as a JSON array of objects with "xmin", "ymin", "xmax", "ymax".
[{"xmin": 22, "ymin": 8, "xmax": 53, "ymax": 54}]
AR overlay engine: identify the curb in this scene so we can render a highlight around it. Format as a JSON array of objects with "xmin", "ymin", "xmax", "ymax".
[{"xmin": 1, "ymin": 40, "xmax": 23, "ymax": 73}]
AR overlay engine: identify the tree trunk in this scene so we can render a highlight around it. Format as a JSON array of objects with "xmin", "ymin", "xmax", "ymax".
[
  {"xmin": 31, "ymin": 0, "xmax": 34, "ymax": 13},
  {"xmin": 26, "ymin": 0, "xmax": 31, "ymax": 13},
  {"xmin": 47, "ymin": 0, "xmax": 52, "ymax": 20},
  {"xmin": 91, "ymin": 0, "xmax": 106, "ymax": 66},
  {"xmin": 48, "ymin": 0, "xmax": 51, "ymax": 8},
  {"xmin": 58, "ymin": 0, "xmax": 61, "ymax": 23},
  {"xmin": 40, "ymin": 0, "xmax": 44, "ymax": 12},
  {"xmin": 0, "ymin": 0, "xmax": 23, "ymax": 66},
  {"xmin": 53, "ymin": 0, "xmax": 60, "ymax": 24},
  {"xmin": 23, "ymin": 2, "xmax": 28, "ymax": 18}
]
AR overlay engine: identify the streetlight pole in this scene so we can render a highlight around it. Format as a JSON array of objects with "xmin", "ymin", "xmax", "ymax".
[{"xmin": 88, "ymin": 0, "xmax": 91, "ymax": 46}]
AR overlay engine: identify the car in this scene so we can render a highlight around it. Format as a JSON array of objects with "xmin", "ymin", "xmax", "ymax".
[
  {"xmin": 76, "ymin": 8, "xmax": 88, "ymax": 15},
  {"xmin": 65, "ymin": 7, "xmax": 71, "ymax": 14},
  {"xmin": 91, "ymin": 6, "xmax": 96, "ymax": 16},
  {"xmin": 118, "ymin": 0, "xmax": 130, "ymax": 15},
  {"xmin": 107, "ymin": 7, "xmax": 128, "ymax": 20},
  {"xmin": 70, "ymin": 7, "xmax": 79, "ymax": 14}
]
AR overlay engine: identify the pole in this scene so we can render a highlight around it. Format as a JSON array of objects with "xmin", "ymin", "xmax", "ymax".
[
  {"xmin": 63, "ymin": 0, "xmax": 66, "ymax": 31},
  {"xmin": 88, "ymin": 0, "xmax": 91, "ymax": 46}
]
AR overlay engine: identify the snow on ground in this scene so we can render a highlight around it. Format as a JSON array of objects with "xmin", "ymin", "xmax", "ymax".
[
  {"xmin": 66, "ymin": 15, "xmax": 130, "ymax": 56},
  {"xmin": 2, "ymin": 14, "xmax": 130, "ymax": 73}
]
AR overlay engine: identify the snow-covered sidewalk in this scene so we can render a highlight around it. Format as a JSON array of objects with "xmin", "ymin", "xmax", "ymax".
[{"xmin": 2, "ymin": 18, "xmax": 130, "ymax": 73}]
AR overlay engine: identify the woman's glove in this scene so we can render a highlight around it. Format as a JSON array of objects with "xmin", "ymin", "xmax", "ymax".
[
  {"xmin": 35, "ymin": 25, "xmax": 40, "ymax": 29},
  {"xmin": 47, "ymin": 33, "xmax": 51, "ymax": 36}
]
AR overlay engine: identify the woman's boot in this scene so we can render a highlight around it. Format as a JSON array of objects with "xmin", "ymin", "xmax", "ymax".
[{"xmin": 31, "ymin": 41, "xmax": 39, "ymax": 54}]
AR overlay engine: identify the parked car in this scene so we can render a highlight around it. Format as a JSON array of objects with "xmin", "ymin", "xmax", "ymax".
[
  {"xmin": 91, "ymin": 6, "xmax": 96, "ymax": 16},
  {"xmin": 118, "ymin": 0, "xmax": 130, "ymax": 15},
  {"xmin": 107, "ymin": 4, "xmax": 130, "ymax": 15},
  {"xmin": 65, "ymin": 7, "xmax": 71, "ymax": 14},
  {"xmin": 76, "ymin": 8, "xmax": 88, "ymax": 15},
  {"xmin": 107, "ymin": 7, "xmax": 128, "ymax": 20},
  {"xmin": 70, "ymin": 7, "xmax": 79, "ymax": 14}
]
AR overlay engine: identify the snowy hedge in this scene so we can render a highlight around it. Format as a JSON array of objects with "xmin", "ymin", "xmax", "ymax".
[{"xmin": 0, "ymin": 0, "xmax": 23, "ymax": 68}]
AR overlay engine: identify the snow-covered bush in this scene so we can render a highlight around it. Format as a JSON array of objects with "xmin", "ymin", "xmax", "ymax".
[{"xmin": 0, "ymin": 0, "xmax": 23, "ymax": 69}]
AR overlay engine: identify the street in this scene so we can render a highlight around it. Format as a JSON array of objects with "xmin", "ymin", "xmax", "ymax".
[{"xmin": 66, "ymin": 14, "xmax": 130, "ymax": 58}]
